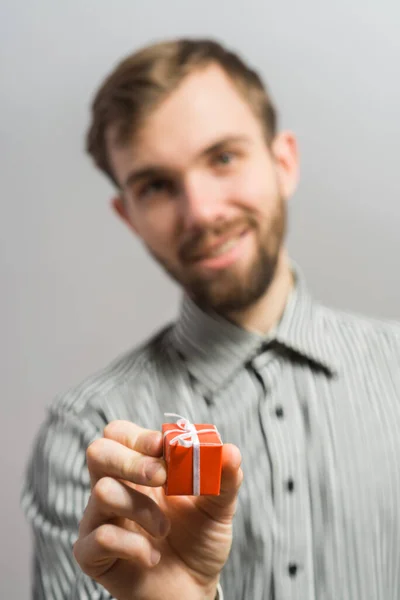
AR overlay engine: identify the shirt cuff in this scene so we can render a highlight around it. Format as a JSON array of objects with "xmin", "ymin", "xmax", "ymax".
[{"xmin": 216, "ymin": 583, "xmax": 223, "ymax": 600}]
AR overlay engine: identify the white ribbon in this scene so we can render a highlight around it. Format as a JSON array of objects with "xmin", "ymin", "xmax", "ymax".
[{"xmin": 164, "ymin": 413, "xmax": 217, "ymax": 495}]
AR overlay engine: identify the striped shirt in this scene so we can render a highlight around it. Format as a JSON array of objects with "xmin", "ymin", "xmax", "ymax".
[{"xmin": 22, "ymin": 263, "xmax": 400, "ymax": 600}]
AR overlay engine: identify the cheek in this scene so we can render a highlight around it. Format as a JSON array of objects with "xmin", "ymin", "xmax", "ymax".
[
  {"xmin": 136, "ymin": 204, "xmax": 179, "ymax": 255},
  {"xmin": 230, "ymin": 165, "xmax": 279, "ymax": 214}
]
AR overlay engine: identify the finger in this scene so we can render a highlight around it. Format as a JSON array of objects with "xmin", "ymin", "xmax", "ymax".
[
  {"xmin": 86, "ymin": 437, "xmax": 167, "ymax": 488},
  {"xmin": 103, "ymin": 420, "xmax": 163, "ymax": 457},
  {"xmin": 198, "ymin": 443, "xmax": 243, "ymax": 519},
  {"xmin": 74, "ymin": 523, "xmax": 161, "ymax": 579},
  {"xmin": 79, "ymin": 477, "xmax": 170, "ymax": 539}
]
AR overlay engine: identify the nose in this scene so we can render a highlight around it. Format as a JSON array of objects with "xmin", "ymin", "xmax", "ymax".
[{"xmin": 179, "ymin": 172, "xmax": 227, "ymax": 231}]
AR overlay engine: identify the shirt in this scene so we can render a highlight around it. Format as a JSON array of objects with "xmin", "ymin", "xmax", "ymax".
[{"xmin": 21, "ymin": 263, "xmax": 400, "ymax": 600}]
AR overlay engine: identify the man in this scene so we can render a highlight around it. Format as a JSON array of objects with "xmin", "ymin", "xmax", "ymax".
[{"xmin": 22, "ymin": 37, "xmax": 400, "ymax": 600}]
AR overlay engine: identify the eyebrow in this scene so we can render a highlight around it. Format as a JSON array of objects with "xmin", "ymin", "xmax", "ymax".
[{"xmin": 123, "ymin": 134, "xmax": 252, "ymax": 190}]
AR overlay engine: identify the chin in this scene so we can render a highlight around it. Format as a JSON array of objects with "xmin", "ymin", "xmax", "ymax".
[
  {"xmin": 156, "ymin": 239, "xmax": 281, "ymax": 314},
  {"xmin": 189, "ymin": 272, "xmax": 271, "ymax": 315}
]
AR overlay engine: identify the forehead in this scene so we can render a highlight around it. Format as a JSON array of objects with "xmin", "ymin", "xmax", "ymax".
[{"xmin": 109, "ymin": 65, "xmax": 263, "ymax": 178}]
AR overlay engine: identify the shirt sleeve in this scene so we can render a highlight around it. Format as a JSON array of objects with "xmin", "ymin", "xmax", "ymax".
[{"xmin": 21, "ymin": 407, "xmax": 112, "ymax": 599}]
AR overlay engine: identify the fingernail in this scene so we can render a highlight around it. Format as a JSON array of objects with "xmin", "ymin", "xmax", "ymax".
[
  {"xmin": 150, "ymin": 548, "xmax": 161, "ymax": 566},
  {"xmin": 145, "ymin": 432, "xmax": 162, "ymax": 455},
  {"xmin": 145, "ymin": 461, "xmax": 164, "ymax": 481},
  {"xmin": 153, "ymin": 431, "xmax": 162, "ymax": 447}
]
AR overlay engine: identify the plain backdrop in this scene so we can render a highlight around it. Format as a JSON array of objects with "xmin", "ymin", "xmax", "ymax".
[{"xmin": 1, "ymin": 0, "xmax": 399, "ymax": 596}]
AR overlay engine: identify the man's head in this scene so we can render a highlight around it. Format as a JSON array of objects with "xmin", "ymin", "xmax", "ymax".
[{"xmin": 86, "ymin": 38, "xmax": 299, "ymax": 315}]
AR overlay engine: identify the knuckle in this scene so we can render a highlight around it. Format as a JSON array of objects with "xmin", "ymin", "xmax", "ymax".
[
  {"xmin": 92, "ymin": 477, "xmax": 116, "ymax": 504},
  {"xmin": 95, "ymin": 524, "xmax": 117, "ymax": 549},
  {"xmin": 86, "ymin": 438, "xmax": 105, "ymax": 466},
  {"xmin": 103, "ymin": 420, "xmax": 125, "ymax": 439}
]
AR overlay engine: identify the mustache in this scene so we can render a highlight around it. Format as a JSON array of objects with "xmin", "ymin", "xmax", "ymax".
[{"xmin": 178, "ymin": 217, "xmax": 256, "ymax": 262}]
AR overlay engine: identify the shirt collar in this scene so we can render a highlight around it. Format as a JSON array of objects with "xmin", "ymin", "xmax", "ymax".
[{"xmin": 169, "ymin": 261, "xmax": 340, "ymax": 395}]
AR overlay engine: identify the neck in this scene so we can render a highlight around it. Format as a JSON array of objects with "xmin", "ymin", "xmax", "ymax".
[{"xmin": 227, "ymin": 249, "xmax": 294, "ymax": 335}]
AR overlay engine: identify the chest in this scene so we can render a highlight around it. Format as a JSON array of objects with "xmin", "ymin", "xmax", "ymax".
[{"xmin": 215, "ymin": 357, "xmax": 400, "ymax": 553}]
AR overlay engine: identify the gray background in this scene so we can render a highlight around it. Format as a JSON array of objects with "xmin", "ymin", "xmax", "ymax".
[{"xmin": 1, "ymin": 0, "xmax": 399, "ymax": 596}]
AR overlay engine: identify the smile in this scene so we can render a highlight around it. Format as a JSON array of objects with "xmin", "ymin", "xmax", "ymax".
[
  {"xmin": 205, "ymin": 234, "xmax": 243, "ymax": 258},
  {"xmin": 192, "ymin": 229, "xmax": 250, "ymax": 271}
]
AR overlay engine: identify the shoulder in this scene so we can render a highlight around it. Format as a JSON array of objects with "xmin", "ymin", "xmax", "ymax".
[
  {"xmin": 22, "ymin": 324, "xmax": 179, "ymax": 522},
  {"xmin": 316, "ymin": 302, "xmax": 400, "ymax": 363}
]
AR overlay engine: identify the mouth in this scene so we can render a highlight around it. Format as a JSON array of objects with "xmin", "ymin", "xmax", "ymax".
[
  {"xmin": 188, "ymin": 228, "xmax": 250, "ymax": 271},
  {"xmin": 189, "ymin": 228, "xmax": 248, "ymax": 260}
]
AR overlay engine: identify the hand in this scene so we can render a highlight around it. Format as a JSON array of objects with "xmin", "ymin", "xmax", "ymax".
[{"xmin": 73, "ymin": 420, "xmax": 243, "ymax": 600}]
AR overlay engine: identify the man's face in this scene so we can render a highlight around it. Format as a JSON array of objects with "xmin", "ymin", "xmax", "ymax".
[{"xmin": 108, "ymin": 65, "xmax": 298, "ymax": 314}]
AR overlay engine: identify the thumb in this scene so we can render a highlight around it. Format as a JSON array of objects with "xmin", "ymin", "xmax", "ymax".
[{"xmin": 197, "ymin": 443, "xmax": 243, "ymax": 520}]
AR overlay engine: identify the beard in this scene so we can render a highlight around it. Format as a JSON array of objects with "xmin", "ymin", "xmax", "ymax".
[{"xmin": 148, "ymin": 194, "xmax": 287, "ymax": 317}]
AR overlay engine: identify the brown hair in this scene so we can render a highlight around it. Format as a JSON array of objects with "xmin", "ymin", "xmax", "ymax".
[{"xmin": 86, "ymin": 38, "xmax": 278, "ymax": 187}]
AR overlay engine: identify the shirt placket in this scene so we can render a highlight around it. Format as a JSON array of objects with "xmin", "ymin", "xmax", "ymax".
[{"xmin": 253, "ymin": 354, "xmax": 315, "ymax": 600}]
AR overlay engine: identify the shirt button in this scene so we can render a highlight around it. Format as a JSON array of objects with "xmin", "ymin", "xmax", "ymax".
[
  {"xmin": 288, "ymin": 563, "xmax": 298, "ymax": 577},
  {"xmin": 286, "ymin": 478, "xmax": 295, "ymax": 492},
  {"xmin": 275, "ymin": 406, "xmax": 284, "ymax": 418}
]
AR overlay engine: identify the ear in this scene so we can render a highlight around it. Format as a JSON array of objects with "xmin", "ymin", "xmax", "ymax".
[
  {"xmin": 271, "ymin": 131, "xmax": 300, "ymax": 199},
  {"xmin": 111, "ymin": 195, "xmax": 138, "ymax": 234}
]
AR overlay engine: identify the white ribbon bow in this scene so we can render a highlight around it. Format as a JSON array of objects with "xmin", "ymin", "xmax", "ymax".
[{"xmin": 164, "ymin": 413, "xmax": 217, "ymax": 495}]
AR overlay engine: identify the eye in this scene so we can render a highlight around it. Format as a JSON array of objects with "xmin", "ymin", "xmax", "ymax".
[
  {"xmin": 138, "ymin": 178, "xmax": 172, "ymax": 199},
  {"xmin": 214, "ymin": 150, "xmax": 236, "ymax": 166}
]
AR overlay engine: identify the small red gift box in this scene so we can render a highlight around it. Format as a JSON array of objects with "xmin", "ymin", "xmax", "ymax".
[{"xmin": 162, "ymin": 413, "xmax": 223, "ymax": 496}]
